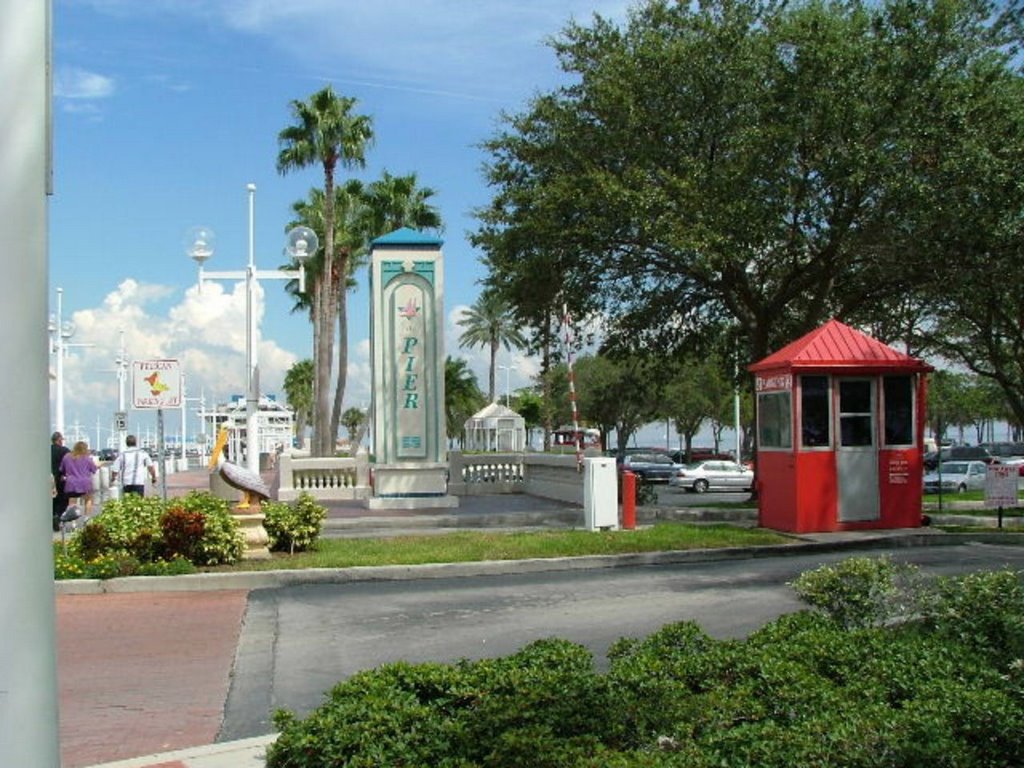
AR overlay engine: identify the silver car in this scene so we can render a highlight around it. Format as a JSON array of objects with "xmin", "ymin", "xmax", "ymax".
[
  {"xmin": 670, "ymin": 460, "xmax": 754, "ymax": 493},
  {"xmin": 922, "ymin": 460, "xmax": 987, "ymax": 494}
]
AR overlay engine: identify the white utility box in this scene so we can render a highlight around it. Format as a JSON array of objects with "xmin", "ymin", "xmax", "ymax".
[{"xmin": 584, "ymin": 456, "xmax": 619, "ymax": 531}]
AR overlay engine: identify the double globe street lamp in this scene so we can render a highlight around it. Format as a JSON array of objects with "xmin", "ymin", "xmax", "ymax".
[{"xmin": 186, "ymin": 183, "xmax": 318, "ymax": 475}]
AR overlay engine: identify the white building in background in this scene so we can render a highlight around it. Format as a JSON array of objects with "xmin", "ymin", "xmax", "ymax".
[
  {"xmin": 199, "ymin": 394, "xmax": 294, "ymax": 466},
  {"xmin": 463, "ymin": 402, "xmax": 527, "ymax": 452}
]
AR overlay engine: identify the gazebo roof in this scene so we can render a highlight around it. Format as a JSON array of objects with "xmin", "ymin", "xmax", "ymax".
[
  {"xmin": 749, "ymin": 319, "xmax": 931, "ymax": 373},
  {"xmin": 468, "ymin": 402, "xmax": 522, "ymax": 421}
]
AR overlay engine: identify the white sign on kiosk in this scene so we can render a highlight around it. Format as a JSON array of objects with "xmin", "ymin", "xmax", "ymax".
[
  {"xmin": 584, "ymin": 456, "xmax": 619, "ymax": 531},
  {"xmin": 131, "ymin": 359, "xmax": 182, "ymax": 409}
]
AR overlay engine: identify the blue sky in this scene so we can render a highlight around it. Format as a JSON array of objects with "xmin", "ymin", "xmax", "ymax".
[{"xmin": 50, "ymin": 0, "xmax": 636, "ymax": 447}]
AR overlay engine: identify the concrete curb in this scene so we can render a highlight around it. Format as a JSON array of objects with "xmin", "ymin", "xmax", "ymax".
[
  {"xmin": 82, "ymin": 734, "xmax": 277, "ymax": 768},
  {"xmin": 56, "ymin": 530, "xmax": 1007, "ymax": 596}
]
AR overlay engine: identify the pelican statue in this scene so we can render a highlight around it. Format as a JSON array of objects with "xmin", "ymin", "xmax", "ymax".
[{"xmin": 208, "ymin": 427, "xmax": 270, "ymax": 509}]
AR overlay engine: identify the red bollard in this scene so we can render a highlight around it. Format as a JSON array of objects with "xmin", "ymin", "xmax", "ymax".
[{"xmin": 621, "ymin": 470, "xmax": 636, "ymax": 530}]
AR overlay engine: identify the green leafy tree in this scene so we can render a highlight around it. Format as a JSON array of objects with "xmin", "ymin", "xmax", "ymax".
[
  {"xmin": 282, "ymin": 359, "xmax": 314, "ymax": 450},
  {"xmin": 457, "ymin": 290, "xmax": 527, "ymax": 403},
  {"xmin": 277, "ymin": 86, "xmax": 373, "ymax": 456},
  {"xmin": 363, "ymin": 171, "xmax": 442, "ymax": 236},
  {"xmin": 475, "ymin": 0, "xmax": 1017, "ymax": 380},
  {"xmin": 444, "ymin": 356, "xmax": 485, "ymax": 448},
  {"xmin": 512, "ymin": 389, "xmax": 544, "ymax": 449}
]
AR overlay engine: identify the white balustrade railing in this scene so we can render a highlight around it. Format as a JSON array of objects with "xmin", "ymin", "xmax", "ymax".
[
  {"xmin": 275, "ymin": 450, "xmax": 598, "ymax": 505},
  {"xmin": 276, "ymin": 453, "xmax": 370, "ymax": 502}
]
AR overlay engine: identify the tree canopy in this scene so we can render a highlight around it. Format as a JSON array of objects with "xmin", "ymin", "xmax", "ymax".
[{"xmin": 475, "ymin": 0, "xmax": 1024, "ymax": 390}]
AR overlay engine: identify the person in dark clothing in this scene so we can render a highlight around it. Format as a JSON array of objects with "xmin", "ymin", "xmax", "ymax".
[{"xmin": 51, "ymin": 431, "xmax": 70, "ymax": 532}]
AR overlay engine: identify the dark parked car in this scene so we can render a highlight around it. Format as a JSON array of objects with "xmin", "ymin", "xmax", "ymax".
[
  {"xmin": 617, "ymin": 451, "xmax": 680, "ymax": 483},
  {"xmin": 923, "ymin": 445, "xmax": 995, "ymax": 471},
  {"xmin": 96, "ymin": 448, "xmax": 119, "ymax": 463}
]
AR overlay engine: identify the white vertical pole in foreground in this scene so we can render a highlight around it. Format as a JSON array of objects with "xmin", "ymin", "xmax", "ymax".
[{"xmin": 0, "ymin": 0, "xmax": 61, "ymax": 765}]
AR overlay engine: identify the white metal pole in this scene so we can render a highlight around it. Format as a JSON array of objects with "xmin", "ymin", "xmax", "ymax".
[
  {"xmin": 0, "ymin": 0, "xmax": 61, "ymax": 763},
  {"xmin": 54, "ymin": 287, "xmax": 65, "ymax": 434},
  {"xmin": 245, "ymin": 182, "xmax": 260, "ymax": 475},
  {"xmin": 117, "ymin": 329, "xmax": 127, "ymax": 451}
]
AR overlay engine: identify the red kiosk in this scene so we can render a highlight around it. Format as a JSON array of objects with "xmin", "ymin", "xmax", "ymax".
[{"xmin": 748, "ymin": 319, "xmax": 932, "ymax": 533}]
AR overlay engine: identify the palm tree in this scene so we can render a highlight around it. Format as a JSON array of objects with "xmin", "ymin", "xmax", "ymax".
[
  {"xmin": 340, "ymin": 406, "xmax": 366, "ymax": 448},
  {"xmin": 457, "ymin": 290, "xmax": 527, "ymax": 402},
  {"xmin": 282, "ymin": 359, "xmax": 314, "ymax": 450},
  {"xmin": 284, "ymin": 181, "xmax": 368, "ymax": 446},
  {"xmin": 277, "ymin": 86, "xmax": 373, "ymax": 456},
  {"xmin": 364, "ymin": 171, "xmax": 442, "ymax": 236},
  {"xmin": 445, "ymin": 356, "xmax": 485, "ymax": 447}
]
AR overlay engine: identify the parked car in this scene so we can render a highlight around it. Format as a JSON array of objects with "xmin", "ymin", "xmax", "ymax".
[
  {"xmin": 670, "ymin": 460, "xmax": 755, "ymax": 493},
  {"xmin": 922, "ymin": 460, "xmax": 988, "ymax": 494},
  {"xmin": 666, "ymin": 448, "xmax": 734, "ymax": 465},
  {"xmin": 617, "ymin": 452, "xmax": 680, "ymax": 483},
  {"xmin": 923, "ymin": 445, "xmax": 996, "ymax": 470},
  {"xmin": 96, "ymin": 448, "xmax": 118, "ymax": 463}
]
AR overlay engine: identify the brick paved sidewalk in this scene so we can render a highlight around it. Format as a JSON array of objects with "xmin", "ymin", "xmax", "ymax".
[{"xmin": 58, "ymin": 591, "xmax": 248, "ymax": 768}]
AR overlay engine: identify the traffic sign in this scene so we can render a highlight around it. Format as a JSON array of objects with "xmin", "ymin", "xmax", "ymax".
[{"xmin": 114, "ymin": 411, "xmax": 127, "ymax": 430}]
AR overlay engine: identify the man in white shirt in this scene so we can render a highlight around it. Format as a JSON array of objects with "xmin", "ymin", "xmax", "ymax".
[{"xmin": 110, "ymin": 435, "xmax": 158, "ymax": 496}]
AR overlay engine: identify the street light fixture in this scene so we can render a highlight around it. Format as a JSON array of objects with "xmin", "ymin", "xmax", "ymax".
[{"xmin": 187, "ymin": 183, "xmax": 318, "ymax": 475}]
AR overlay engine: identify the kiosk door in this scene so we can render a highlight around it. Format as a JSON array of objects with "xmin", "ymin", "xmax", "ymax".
[{"xmin": 836, "ymin": 378, "xmax": 880, "ymax": 522}]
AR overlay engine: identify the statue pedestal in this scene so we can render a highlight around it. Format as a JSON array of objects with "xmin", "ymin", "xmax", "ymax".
[{"xmin": 233, "ymin": 508, "xmax": 271, "ymax": 560}]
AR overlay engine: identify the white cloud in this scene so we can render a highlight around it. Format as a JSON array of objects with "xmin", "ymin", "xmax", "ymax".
[{"xmin": 54, "ymin": 67, "xmax": 115, "ymax": 99}]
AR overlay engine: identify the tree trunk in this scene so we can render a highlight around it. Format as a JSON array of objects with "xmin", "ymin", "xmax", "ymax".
[
  {"xmin": 314, "ymin": 166, "xmax": 337, "ymax": 457},
  {"xmin": 331, "ymin": 286, "xmax": 349, "ymax": 448}
]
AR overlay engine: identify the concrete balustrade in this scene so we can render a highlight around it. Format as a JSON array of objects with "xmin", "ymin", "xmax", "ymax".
[
  {"xmin": 276, "ymin": 452, "xmax": 371, "ymax": 502},
  {"xmin": 275, "ymin": 450, "xmax": 598, "ymax": 506}
]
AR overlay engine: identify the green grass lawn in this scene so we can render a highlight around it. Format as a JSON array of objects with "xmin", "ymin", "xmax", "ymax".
[{"xmin": 202, "ymin": 523, "xmax": 794, "ymax": 573}]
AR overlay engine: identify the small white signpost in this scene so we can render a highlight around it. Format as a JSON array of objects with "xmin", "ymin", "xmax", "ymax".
[{"xmin": 130, "ymin": 359, "xmax": 181, "ymax": 499}]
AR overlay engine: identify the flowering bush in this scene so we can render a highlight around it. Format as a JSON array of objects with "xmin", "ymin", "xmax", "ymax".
[{"xmin": 59, "ymin": 491, "xmax": 243, "ymax": 577}]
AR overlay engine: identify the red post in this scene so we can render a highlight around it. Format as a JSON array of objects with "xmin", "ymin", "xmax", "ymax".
[{"xmin": 622, "ymin": 470, "xmax": 636, "ymax": 530}]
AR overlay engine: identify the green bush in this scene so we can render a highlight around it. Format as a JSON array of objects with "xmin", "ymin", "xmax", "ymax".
[
  {"xmin": 263, "ymin": 492, "xmax": 326, "ymax": 553},
  {"xmin": 59, "ymin": 491, "xmax": 242, "ymax": 576},
  {"xmin": 174, "ymin": 491, "xmax": 244, "ymax": 565},
  {"xmin": 266, "ymin": 560, "xmax": 1024, "ymax": 767},
  {"xmin": 789, "ymin": 555, "xmax": 922, "ymax": 629}
]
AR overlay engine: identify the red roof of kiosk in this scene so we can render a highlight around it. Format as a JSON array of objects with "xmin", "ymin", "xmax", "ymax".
[{"xmin": 749, "ymin": 319, "xmax": 931, "ymax": 373}]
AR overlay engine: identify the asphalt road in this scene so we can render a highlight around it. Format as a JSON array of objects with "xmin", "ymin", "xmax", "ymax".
[
  {"xmin": 654, "ymin": 484, "xmax": 753, "ymax": 505},
  {"xmin": 218, "ymin": 541, "xmax": 1024, "ymax": 742}
]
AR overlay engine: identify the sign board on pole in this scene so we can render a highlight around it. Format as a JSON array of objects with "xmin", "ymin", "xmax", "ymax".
[
  {"xmin": 114, "ymin": 411, "xmax": 127, "ymax": 431},
  {"xmin": 985, "ymin": 463, "xmax": 1018, "ymax": 508},
  {"xmin": 131, "ymin": 360, "xmax": 182, "ymax": 409}
]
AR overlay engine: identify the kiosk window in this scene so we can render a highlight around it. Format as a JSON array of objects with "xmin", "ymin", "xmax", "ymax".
[
  {"xmin": 801, "ymin": 375, "xmax": 830, "ymax": 448},
  {"xmin": 758, "ymin": 391, "xmax": 792, "ymax": 449},
  {"xmin": 883, "ymin": 376, "xmax": 914, "ymax": 446},
  {"xmin": 839, "ymin": 380, "xmax": 873, "ymax": 447}
]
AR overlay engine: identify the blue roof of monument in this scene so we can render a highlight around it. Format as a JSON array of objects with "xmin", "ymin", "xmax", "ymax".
[{"xmin": 371, "ymin": 227, "xmax": 444, "ymax": 247}]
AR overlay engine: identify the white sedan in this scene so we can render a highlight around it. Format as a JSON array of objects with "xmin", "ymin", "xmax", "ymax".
[
  {"xmin": 922, "ymin": 460, "xmax": 988, "ymax": 494},
  {"xmin": 670, "ymin": 460, "xmax": 754, "ymax": 493}
]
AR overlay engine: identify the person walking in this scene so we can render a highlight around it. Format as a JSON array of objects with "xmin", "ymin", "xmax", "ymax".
[
  {"xmin": 60, "ymin": 440, "xmax": 99, "ymax": 516},
  {"xmin": 51, "ymin": 431, "xmax": 70, "ymax": 531},
  {"xmin": 110, "ymin": 434, "xmax": 157, "ymax": 496}
]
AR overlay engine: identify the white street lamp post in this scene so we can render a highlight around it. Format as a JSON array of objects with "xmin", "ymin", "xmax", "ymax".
[
  {"xmin": 498, "ymin": 364, "xmax": 512, "ymax": 407},
  {"xmin": 187, "ymin": 183, "xmax": 317, "ymax": 475},
  {"xmin": 48, "ymin": 287, "xmax": 75, "ymax": 435}
]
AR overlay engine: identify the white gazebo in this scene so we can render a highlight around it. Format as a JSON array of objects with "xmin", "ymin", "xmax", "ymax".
[{"xmin": 463, "ymin": 402, "xmax": 526, "ymax": 452}]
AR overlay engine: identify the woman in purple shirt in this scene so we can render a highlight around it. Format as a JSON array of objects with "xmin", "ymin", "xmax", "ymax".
[{"xmin": 60, "ymin": 441, "xmax": 98, "ymax": 516}]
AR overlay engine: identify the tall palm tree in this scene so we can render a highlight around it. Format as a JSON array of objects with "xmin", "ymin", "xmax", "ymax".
[
  {"xmin": 282, "ymin": 359, "xmax": 314, "ymax": 450},
  {"xmin": 277, "ymin": 86, "xmax": 373, "ymax": 456},
  {"xmin": 283, "ymin": 182, "xmax": 368, "ymax": 446},
  {"xmin": 457, "ymin": 290, "xmax": 527, "ymax": 403}
]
